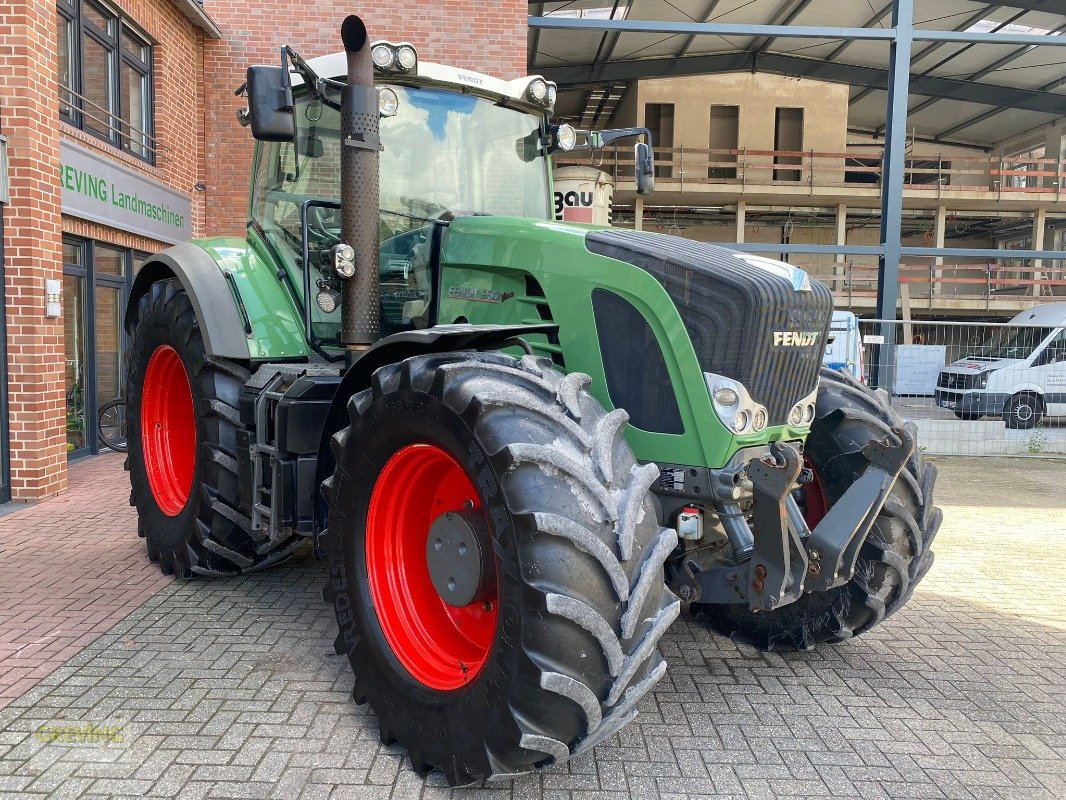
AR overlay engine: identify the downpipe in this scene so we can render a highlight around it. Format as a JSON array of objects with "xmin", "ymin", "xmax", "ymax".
[{"xmin": 338, "ymin": 15, "xmax": 380, "ymax": 351}]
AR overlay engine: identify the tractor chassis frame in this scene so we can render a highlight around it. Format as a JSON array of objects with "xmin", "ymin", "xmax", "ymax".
[{"xmin": 670, "ymin": 427, "xmax": 915, "ymax": 612}]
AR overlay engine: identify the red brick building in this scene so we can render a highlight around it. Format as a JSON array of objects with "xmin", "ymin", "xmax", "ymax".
[{"xmin": 0, "ymin": 0, "xmax": 527, "ymax": 502}]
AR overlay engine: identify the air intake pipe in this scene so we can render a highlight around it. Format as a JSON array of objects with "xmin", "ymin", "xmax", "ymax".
[{"xmin": 338, "ymin": 15, "xmax": 380, "ymax": 349}]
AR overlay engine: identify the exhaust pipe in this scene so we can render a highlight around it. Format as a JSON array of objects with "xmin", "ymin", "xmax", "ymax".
[{"xmin": 338, "ymin": 15, "xmax": 380, "ymax": 350}]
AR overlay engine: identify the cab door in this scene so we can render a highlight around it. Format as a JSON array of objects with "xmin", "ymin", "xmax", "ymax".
[{"xmin": 1030, "ymin": 328, "xmax": 1066, "ymax": 416}]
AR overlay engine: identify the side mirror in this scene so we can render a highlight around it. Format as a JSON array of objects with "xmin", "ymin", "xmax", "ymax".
[
  {"xmin": 635, "ymin": 141, "xmax": 656, "ymax": 196},
  {"xmin": 246, "ymin": 65, "xmax": 295, "ymax": 142}
]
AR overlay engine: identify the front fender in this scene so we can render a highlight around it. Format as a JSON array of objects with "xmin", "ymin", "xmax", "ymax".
[
  {"xmin": 313, "ymin": 323, "xmax": 558, "ymax": 519},
  {"xmin": 127, "ymin": 238, "xmax": 309, "ymax": 362},
  {"xmin": 127, "ymin": 242, "xmax": 254, "ymax": 361}
]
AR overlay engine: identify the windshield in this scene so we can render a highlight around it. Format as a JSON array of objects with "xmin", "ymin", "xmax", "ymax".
[
  {"xmin": 250, "ymin": 83, "xmax": 552, "ymax": 248},
  {"xmin": 248, "ymin": 83, "xmax": 551, "ymax": 344},
  {"xmin": 970, "ymin": 326, "xmax": 1054, "ymax": 360}
]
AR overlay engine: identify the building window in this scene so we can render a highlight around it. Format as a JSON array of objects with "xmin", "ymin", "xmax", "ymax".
[
  {"xmin": 56, "ymin": 0, "xmax": 154, "ymax": 163},
  {"xmin": 644, "ymin": 103, "xmax": 674, "ymax": 179}
]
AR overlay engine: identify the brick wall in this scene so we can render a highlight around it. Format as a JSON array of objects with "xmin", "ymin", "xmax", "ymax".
[
  {"xmin": 1, "ymin": 0, "xmax": 527, "ymax": 499},
  {"xmin": 1, "ymin": 0, "xmax": 206, "ymax": 499},
  {"xmin": 1, "ymin": 0, "xmax": 69, "ymax": 498},
  {"xmin": 201, "ymin": 1, "xmax": 529, "ymax": 236}
]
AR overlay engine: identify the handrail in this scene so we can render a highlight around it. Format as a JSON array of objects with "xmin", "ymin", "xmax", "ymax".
[
  {"xmin": 555, "ymin": 146, "xmax": 1066, "ymax": 194},
  {"xmin": 60, "ymin": 84, "xmax": 158, "ymax": 157}
]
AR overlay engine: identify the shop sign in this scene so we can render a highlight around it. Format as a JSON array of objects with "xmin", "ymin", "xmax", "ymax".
[{"xmin": 59, "ymin": 140, "xmax": 192, "ymax": 245}]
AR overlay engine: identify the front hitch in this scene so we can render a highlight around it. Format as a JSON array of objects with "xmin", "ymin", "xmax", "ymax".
[{"xmin": 674, "ymin": 427, "xmax": 915, "ymax": 612}]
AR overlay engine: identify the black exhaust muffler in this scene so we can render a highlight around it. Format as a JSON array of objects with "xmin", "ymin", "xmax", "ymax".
[{"xmin": 338, "ymin": 15, "xmax": 380, "ymax": 349}]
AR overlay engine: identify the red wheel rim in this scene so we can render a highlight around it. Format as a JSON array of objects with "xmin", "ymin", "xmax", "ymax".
[
  {"xmin": 365, "ymin": 444, "xmax": 498, "ymax": 690},
  {"xmin": 141, "ymin": 345, "xmax": 196, "ymax": 516},
  {"xmin": 802, "ymin": 458, "xmax": 829, "ymax": 528}
]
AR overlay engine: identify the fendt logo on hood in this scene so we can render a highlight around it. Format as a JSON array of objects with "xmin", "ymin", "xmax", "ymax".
[{"xmin": 773, "ymin": 331, "xmax": 820, "ymax": 347}]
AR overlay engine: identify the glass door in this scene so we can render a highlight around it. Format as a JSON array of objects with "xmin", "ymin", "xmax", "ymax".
[
  {"xmin": 62, "ymin": 236, "xmax": 132, "ymax": 458},
  {"xmin": 63, "ymin": 239, "xmax": 89, "ymax": 455}
]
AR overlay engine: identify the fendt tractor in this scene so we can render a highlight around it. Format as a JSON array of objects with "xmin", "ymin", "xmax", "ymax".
[{"xmin": 122, "ymin": 14, "xmax": 942, "ymax": 785}]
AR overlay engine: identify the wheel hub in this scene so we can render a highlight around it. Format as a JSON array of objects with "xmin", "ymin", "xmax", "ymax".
[
  {"xmin": 426, "ymin": 509, "xmax": 495, "ymax": 608},
  {"xmin": 141, "ymin": 344, "xmax": 195, "ymax": 516},
  {"xmin": 364, "ymin": 443, "xmax": 498, "ymax": 690}
]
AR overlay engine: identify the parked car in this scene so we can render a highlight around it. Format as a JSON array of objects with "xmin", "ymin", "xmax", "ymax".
[
  {"xmin": 822, "ymin": 310, "xmax": 865, "ymax": 383},
  {"xmin": 934, "ymin": 302, "xmax": 1066, "ymax": 428}
]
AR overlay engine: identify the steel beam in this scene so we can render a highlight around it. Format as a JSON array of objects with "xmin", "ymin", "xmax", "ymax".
[
  {"xmin": 934, "ymin": 72, "xmax": 1066, "ymax": 138},
  {"xmin": 541, "ymin": 52, "xmax": 1066, "ymax": 115},
  {"xmin": 849, "ymin": 3, "xmax": 997, "ymax": 108},
  {"xmin": 527, "ymin": 16, "xmax": 1066, "ymax": 47},
  {"xmin": 528, "ymin": 17, "xmax": 897, "ymax": 40}
]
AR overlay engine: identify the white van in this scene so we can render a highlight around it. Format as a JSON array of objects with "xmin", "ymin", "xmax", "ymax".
[
  {"xmin": 934, "ymin": 302, "xmax": 1066, "ymax": 428},
  {"xmin": 822, "ymin": 310, "xmax": 865, "ymax": 383}
]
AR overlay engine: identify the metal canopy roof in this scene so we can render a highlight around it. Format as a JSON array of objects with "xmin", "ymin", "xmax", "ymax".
[{"xmin": 529, "ymin": 1, "xmax": 1066, "ymax": 148}]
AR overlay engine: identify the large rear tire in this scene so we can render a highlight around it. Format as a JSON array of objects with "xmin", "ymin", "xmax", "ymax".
[
  {"xmin": 693, "ymin": 367, "xmax": 942, "ymax": 650},
  {"xmin": 323, "ymin": 352, "xmax": 678, "ymax": 785},
  {"xmin": 126, "ymin": 278, "xmax": 303, "ymax": 577}
]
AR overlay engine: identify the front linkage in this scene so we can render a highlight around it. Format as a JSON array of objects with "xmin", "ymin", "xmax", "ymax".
[{"xmin": 672, "ymin": 426, "xmax": 915, "ymax": 612}]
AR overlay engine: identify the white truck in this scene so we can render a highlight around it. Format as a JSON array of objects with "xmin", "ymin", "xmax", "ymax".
[
  {"xmin": 823, "ymin": 310, "xmax": 865, "ymax": 383},
  {"xmin": 934, "ymin": 302, "xmax": 1066, "ymax": 428}
]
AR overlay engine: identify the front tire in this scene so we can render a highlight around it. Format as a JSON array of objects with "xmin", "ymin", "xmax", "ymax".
[
  {"xmin": 126, "ymin": 279, "xmax": 303, "ymax": 577},
  {"xmin": 1004, "ymin": 393, "xmax": 1042, "ymax": 429},
  {"xmin": 323, "ymin": 352, "xmax": 678, "ymax": 785},
  {"xmin": 693, "ymin": 367, "xmax": 942, "ymax": 651}
]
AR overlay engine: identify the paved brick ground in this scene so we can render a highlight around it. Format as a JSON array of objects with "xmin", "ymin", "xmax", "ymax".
[
  {"xmin": 0, "ymin": 455, "xmax": 1064, "ymax": 799},
  {"xmin": 0, "ymin": 454, "xmax": 169, "ymax": 709}
]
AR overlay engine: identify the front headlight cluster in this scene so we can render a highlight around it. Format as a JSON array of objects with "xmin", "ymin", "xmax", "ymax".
[
  {"xmin": 370, "ymin": 41, "xmax": 418, "ymax": 74},
  {"xmin": 786, "ymin": 387, "xmax": 818, "ymax": 429},
  {"xmin": 975, "ymin": 370, "xmax": 990, "ymax": 389},
  {"xmin": 526, "ymin": 77, "xmax": 558, "ymax": 111},
  {"xmin": 705, "ymin": 373, "xmax": 769, "ymax": 435}
]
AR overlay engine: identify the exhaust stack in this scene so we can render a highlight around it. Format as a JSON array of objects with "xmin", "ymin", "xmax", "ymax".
[{"xmin": 338, "ymin": 15, "xmax": 380, "ymax": 349}]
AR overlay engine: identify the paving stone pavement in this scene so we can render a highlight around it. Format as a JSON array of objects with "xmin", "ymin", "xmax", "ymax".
[{"xmin": 0, "ymin": 456, "xmax": 1063, "ymax": 799}]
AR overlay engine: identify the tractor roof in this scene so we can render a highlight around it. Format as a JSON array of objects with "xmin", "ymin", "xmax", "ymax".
[{"xmin": 297, "ymin": 52, "xmax": 551, "ymax": 114}]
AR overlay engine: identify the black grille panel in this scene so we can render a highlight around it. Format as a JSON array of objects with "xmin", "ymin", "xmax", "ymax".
[
  {"xmin": 592, "ymin": 289, "xmax": 684, "ymax": 434},
  {"xmin": 937, "ymin": 371, "xmax": 976, "ymax": 390},
  {"xmin": 586, "ymin": 230, "xmax": 832, "ymax": 425}
]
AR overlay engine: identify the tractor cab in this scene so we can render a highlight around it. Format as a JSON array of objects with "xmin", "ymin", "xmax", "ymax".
[{"xmin": 243, "ymin": 47, "xmax": 653, "ymax": 358}]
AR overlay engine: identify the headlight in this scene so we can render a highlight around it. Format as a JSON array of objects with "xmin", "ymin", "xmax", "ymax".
[
  {"xmin": 555, "ymin": 124, "xmax": 577, "ymax": 152},
  {"xmin": 547, "ymin": 83, "xmax": 558, "ymax": 108},
  {"xmin": 377, "ymin": 87, "xmax": 399, "ymax": 117},
  {"xmin": 733, "ymin": 411, "xmax": 750, "ymax": 434},
  {"xmin": 528, "ymin": 78, "xmax": 549, "ymax": 104},
  {"xmin": 713, "ymin": 386, "xmax": 739, "ymax": 408},
  {"xmin": 803, "ymin": 403, "xmax": 816, "ymax": 424},
  {"xmin": 752, "ymin": 408, "xmax": 768, "ymax": 432},
  {"xmin": 316, "ymin": 289, "xmax": 339, "ymax": 314},
  {"xmin": 333, "ymin": 243, "xmax": 356, "ymax": 279},
  {"xmin": 788, "ymin": 404, "xmax": 804, "ymax": 427},
  {"xmin": 976, "ymin": 370, "xmax": 990, "ymax": 389},
  {"xmin": 371, "ymin": 43, "xmax": 395, "ymax": 70},
  {"xmin": 395, "ymin": 44, "xmax": 417, "ymax": 72}
]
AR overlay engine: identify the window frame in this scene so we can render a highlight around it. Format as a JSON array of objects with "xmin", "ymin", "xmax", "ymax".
[{"xmin": 56, "ymin": 0, "xmax": 155, "ymax": 165}]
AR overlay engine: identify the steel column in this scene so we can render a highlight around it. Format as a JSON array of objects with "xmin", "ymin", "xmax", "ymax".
[{"xmin": 873, "ymin": 0, "xmax": 912, "ymax": 391}]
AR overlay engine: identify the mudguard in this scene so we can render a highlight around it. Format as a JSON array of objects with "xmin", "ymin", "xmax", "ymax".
[
  {"xmin": 126, "ymin": 239, "xmax": 308, "ymax": 362},
  {"xmin": 312, "ymin": 323, "xmax": 558, "ymax": 524},
  {"xmin": 127, "ymin": 242, "xmax": 253, "ymax": 361}
]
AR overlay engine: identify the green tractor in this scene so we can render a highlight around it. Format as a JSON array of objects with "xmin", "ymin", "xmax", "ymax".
[{"xmin": 122, "ymin": 15, "xmax": 941, "ymax": 786}]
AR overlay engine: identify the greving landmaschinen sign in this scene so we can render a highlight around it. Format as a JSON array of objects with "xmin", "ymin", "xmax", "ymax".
[{"xmin": 59, "ymin": 140, "xmax": 192, "ymax": 245}]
